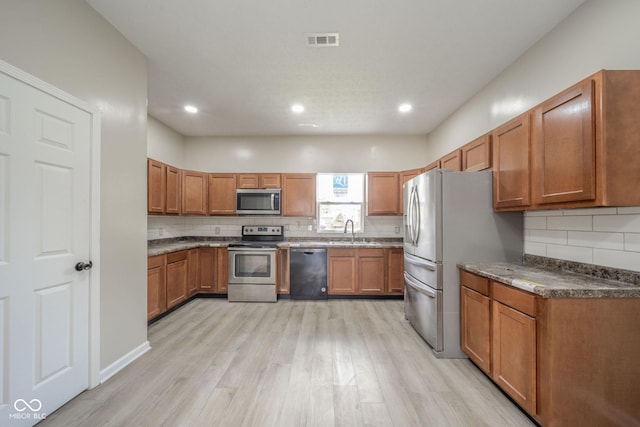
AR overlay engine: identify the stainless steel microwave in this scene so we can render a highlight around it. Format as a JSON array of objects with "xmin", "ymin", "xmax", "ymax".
[{"xmin": 236, "ymin": 188, "xmax": 281, "ymax": 215}]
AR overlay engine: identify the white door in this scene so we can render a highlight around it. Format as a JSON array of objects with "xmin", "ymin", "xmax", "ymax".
[{"xmin": 0, "ymin": 69, "xmax": 92, "ymax": 425}]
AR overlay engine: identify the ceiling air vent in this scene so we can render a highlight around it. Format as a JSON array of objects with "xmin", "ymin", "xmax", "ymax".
[{"xmin": 306, "ymin": 33, "xmax": 340, "ymax": 47}]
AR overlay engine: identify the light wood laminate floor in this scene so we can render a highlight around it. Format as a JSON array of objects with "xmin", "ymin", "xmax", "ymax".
[{"xmin": 42, "ymin": 299, "xmax": 535, "ymax": 427}]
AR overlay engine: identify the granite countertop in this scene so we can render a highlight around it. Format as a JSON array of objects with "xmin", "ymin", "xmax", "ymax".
[
  {"xmin": 148, "ymin": 239, "xmax": 230, "ymax": 256},
  {"xmin": 148, "ymin": 238, "xmax": 403, "ymax": 256},
  {"xmin": 458, "ymin": 259, "xmax": 640, "ymax": 298}
]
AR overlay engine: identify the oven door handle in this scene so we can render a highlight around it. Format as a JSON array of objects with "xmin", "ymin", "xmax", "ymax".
[{"xmin": 228, "ymin": 247, "xmax": 277, "ymax": 252}]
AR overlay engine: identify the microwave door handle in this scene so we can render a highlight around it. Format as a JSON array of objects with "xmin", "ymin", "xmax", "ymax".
[{"xmin": 271, "ymin": 193, "xmax": 275, "ymax": 211}]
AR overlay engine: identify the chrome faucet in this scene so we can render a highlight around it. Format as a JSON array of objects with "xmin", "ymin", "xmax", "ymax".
[{"xmin": 344, "ymin": 219, "xmax": 355, "ymax": 243}]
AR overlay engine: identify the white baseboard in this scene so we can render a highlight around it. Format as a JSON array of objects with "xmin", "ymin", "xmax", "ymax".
[{"xmin": 99, "ymin": 341, "xmax": 151, "ymax": 384}]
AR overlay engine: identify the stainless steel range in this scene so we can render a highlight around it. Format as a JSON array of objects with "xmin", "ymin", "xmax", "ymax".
[{"xmin": 227, "ymin": 225, "xmax": 283, "ymax": 302}]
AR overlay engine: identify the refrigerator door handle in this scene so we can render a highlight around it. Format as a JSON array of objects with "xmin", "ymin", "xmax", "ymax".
[
  {"xmin": 404, "ymin": 272, "xmax": 436, "ymax": 298},
  {"xmin": 408, "ymin": 186, "xmax": 416, "ymax": 244},
  {"xmin": 404, "ymin": 253, "xmax": 437, "ymax": 271},
  {"xmin": 412, "ymin": 187, "xmax": 420, "ymax": 245}
]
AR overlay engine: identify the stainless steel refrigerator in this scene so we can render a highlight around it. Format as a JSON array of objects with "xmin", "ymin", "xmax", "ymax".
[{"xmin": 403, "ymin": 169, "xmax": 523, "ymax": 358}]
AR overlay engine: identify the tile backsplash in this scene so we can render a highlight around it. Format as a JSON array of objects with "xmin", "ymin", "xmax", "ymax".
[
  {"xmin": 525, "ymin": 207, "xmax": 640, "ymax": 272},
  {"xmin": 148, "ymin": 215, "xmax": 403, "ymax": 241}
]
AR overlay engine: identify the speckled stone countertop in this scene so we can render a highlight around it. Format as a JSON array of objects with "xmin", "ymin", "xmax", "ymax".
[
  {"xmin": 458, "ymin": 255, "xmax": 640, "ymax": 298},
  {"xmin": 148, "ymin": 237, "xmax": 403, "ymax": 256},
  {"xmin": 148, "ymin": 238, "xmax": 231, "ymax": 256}
]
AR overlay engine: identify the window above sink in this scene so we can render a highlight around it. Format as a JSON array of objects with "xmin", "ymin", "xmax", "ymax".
[{"xmin": 317, "ymin": 173, "xmax": 364, "ymax": 233}]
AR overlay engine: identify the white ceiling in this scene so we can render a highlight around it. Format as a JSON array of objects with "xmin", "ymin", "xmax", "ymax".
[{"xmin": 87, "ymin": 0, "xmax": 585, "ymax": 137}]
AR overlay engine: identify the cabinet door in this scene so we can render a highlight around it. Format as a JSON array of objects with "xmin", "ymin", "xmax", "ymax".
[
  {"xmin": 328, "ymin": 249, "xmax": 356, "ymax": 294},
  {"xmin": 166, "ymin": 252, "xmax": 188, "ymax": 308},
  {"xmin": 260, "ymin": 174, "xmax": 281, "ymax": 188},
  {"xmin": 461, "ymin": 287, "xmax": 491, "ymax": 373},
  {"xmin": 276, "ymin": 248, "xmax": 290, "ymax": 294},
  {"xmin": 165, "ymin": 165, "xmax": 181, "ymax": 214},
  {"xmin": 199, "ymin": 247, "xmax": 216, "ymax": 293},
  {"xmin": 462, "ymin": 134, "xmax": 492, "ymax": 171},
  {"xmin": 216, "ymin": 248, "xmax": 229, "ymax": 293},
  {"xmin": 492, "ymin": 300, "xmax": 536, "ymax": 415},
  {"xmin": 423, "ymin": 161, "xmax": 438, "ymax": 172},
  {"xmin": 237, "ymin": 174, "xmax": 259, "ymax": 189},
  {"xmin": 208, "ymin": 174, "xmax": 237, "ymax": 215},
  {"xmin": 367, "ymin": 172, "xmax": 399, "ymax": 216},
  {"xmin": 147, "ymin": 159, "xmax": 166, "ymax": 214},
  {"xmin": 147, "ymin": 255, "xmax": 166, "ymax": 320},
  {"xmin": 533, "ymin": 79, "xmax": 595, "ymax": 205},
  {"xmin": 282, "ymin": 173, "xmax": 316, "ymax": 217},
  {"xmin": 386, "ymin": 248, "xmax": 404, "ymax": 294},
  {"xmin": 493, "ymin": 114, "xmax": 531, "ymax": 210},
  {"xmin": 182, "ymin": 170, "xmax": 208, "ymax": 215},
  {"xmin": 439, "ymin": 149, "xmax": 462, "ymax": 171},
  {"xmin": 187, "ymin": 248, "xmax": 199, "ymax": 297},
  {"xmin": 358, "ymin": 249, "xmax": 385, "ymax": 294}
]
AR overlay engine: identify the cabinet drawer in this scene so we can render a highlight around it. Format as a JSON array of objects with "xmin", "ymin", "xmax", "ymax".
[
  {"xmin": 358, "ymin": 248, "xmax": 385, "ymax": 257},
  {"xmin": 328, "ymin": 248, "xmax": 355, "ymax": 257},
  {"xmin": 459, "ymin": 270, "xmax": 489, "ymax": 296},
  {"xmin": 148, "ymin": 254, "xmax": 165, "ymax": 269},
  {"xmin": 492, "ymin": 282, "xmax": 536, "ymax": 317},
  {"xmin": 166, "ymin": 250, "xmax": 188, "ymax": 264}
]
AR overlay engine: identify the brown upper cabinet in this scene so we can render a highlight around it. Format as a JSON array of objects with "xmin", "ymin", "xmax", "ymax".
[
  {"xmin": 423, "ymin": 160, "xmax": 438, "ymax": 172},
  {"xmin": 181, "ymin": 170, "xmax": 208, "ymax": 215},
  {"xmin": 438, "ymin": 149, "xmax": 462, "ymax": 171},
  {"xmin": 531, "ymin": 70, "xmax": 640, "ymax": 208},
  {"xmin": 208, "ymin": 173, "xmax": 237, "ymax": 215},
  {"xmin": 367, "ymin": 172, "xmax": 399, "ymax": 216},
  {"xmin": 148, "ymin": 158, "xmax": 181, "ymax": 215},
  {"xmin": 493, "ymin": 114, "xmax": 532, "ymax": 211},
  {"xmin": 493, "ymin": 70, "xmax": 640, "ymax": 211},
  {"xmin": 237, "ymin": 173, "xmax": 281, "ymax": 189},
  {"xmin": 282, "ymin": 173, "xmax": 316, "ymax": 217},
  {"xmin": 462, "ymin": 134, "xmax": 492, "ymax": 171}
]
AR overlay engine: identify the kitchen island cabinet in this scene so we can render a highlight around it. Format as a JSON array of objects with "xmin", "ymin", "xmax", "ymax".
[{"xmin": 459, "ymin": 263, "xmax": 640, "ymax": 426}]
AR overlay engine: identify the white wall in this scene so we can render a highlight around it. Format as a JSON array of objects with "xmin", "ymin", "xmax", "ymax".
[
  {"xmin": 0, "ymin": 0, "xmax": 148, "ymax": 369},
  {"xmin": 424, "ymin": 0, "xmax": 640, "ymax": 160},
  {"xmin": 147, "ymin": 115, "xmax": 186, "ymax": 168},
  {"xmin": 184, "ymin": 135, "xmax": 427, "ymax": 173},
  {"xmin": 424, "ymin": 0, "xmax": 640, "ymax": 272}
]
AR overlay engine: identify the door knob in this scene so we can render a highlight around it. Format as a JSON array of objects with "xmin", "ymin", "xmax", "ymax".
[{"xmin": 75, "ymin": 261, "xmax": 93, "ymax": 271}]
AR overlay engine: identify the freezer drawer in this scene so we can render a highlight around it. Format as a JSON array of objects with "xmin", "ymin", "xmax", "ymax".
[
  {"xmin": 404, "ymin": 253, "xmax": 441, "ymax": 289},
  {"xmin": 404, "ymin": 272, "xmax": 443, "ymax": 352}
]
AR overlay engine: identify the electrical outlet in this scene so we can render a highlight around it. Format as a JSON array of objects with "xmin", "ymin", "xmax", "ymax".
[
  {"xmin": 395, "ymin": 226, "xmax": 400, "ymax": 234},
  {"xmin": 159, "ymin": 227, "xmax": 164, "ymax": 237},
  {"xmin": 215, "ymin": 227, "xmax": 220, "ymax": 234}
]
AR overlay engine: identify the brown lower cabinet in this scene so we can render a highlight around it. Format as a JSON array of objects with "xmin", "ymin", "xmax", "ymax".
[
  {"xmin": 328, "ymin": 248, "xmax": 403, "ymax": 296},
  {"xmin": 459, "ymin": 268, "xmax": 640, "ymax": 426},
  {"xmin": 147, "ymin": 255, "xmax": 166, "ymax": 321},
  {"xmin": 147, "ymin": 247, "xmax": 229, "ymax": 321}
]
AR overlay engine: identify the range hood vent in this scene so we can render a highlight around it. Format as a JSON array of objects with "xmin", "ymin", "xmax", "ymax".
[{"xmin": 306, "ymin": 33, "xmax": 340, "ymax": 47}]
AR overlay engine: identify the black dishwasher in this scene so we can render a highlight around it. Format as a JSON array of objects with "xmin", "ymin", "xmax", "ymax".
[{"xmin": 290, "ymin": 248, "xmax": 328, "ymax": 300}]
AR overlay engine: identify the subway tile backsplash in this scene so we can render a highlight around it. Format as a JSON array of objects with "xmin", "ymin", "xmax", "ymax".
[
  {"xmin": 525, "ymin": 207, "xmax": 640, "ymax": 272},
  {"xmin": 148, "ymin": 215, "xmax": 404, "ymax": 241}
]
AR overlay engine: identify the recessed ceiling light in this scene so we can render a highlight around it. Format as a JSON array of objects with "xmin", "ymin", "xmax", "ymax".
[
  {"xmin": 184, "ymin": 105, "xmax": 198, "ymax": 113},
  {"xmin": 398, "ymin": 103, "xmax": 412, "ymax": 113},
  {"xmin": 291, "ymin": 104, "xmax": 305, "ymax": 114}
]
